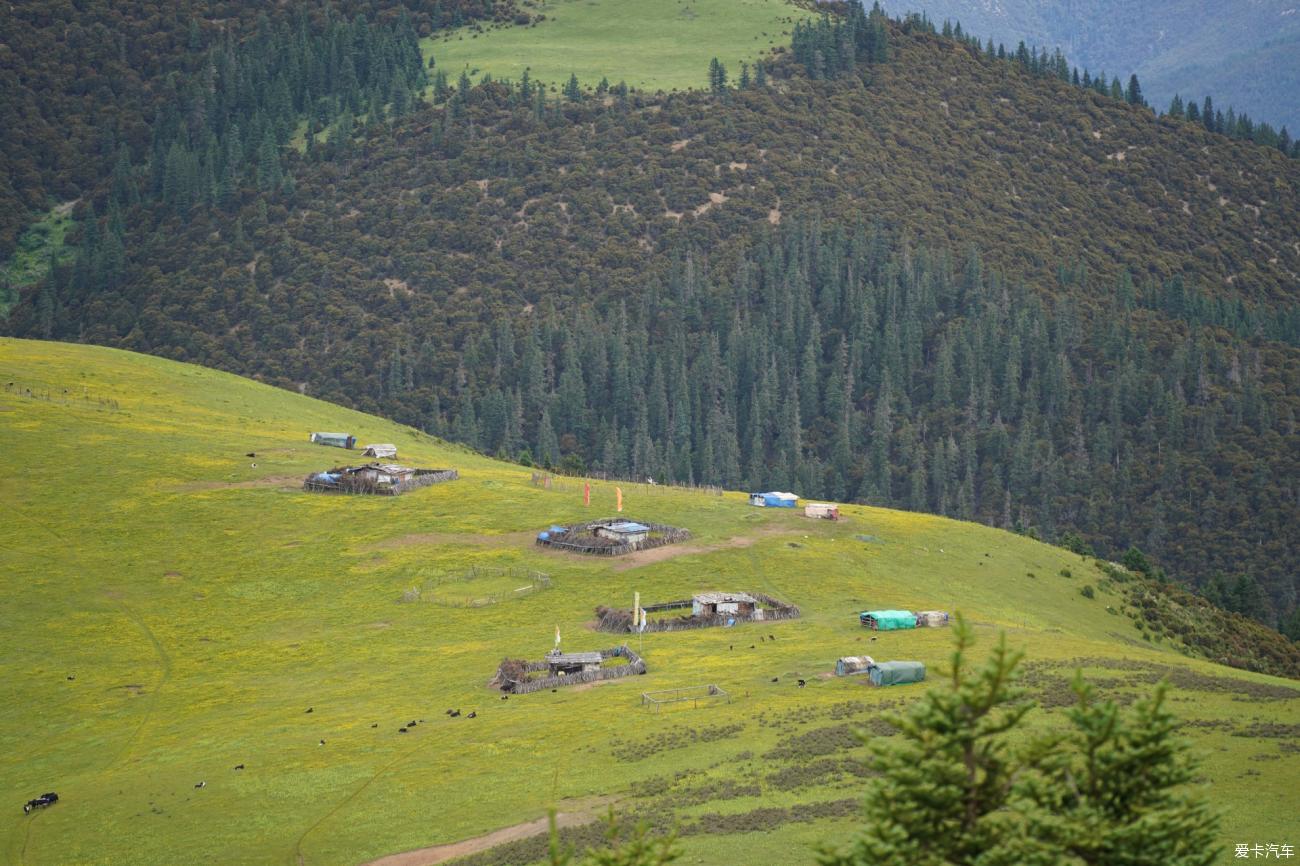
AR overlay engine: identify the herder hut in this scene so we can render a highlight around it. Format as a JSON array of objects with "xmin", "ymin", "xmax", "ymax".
[
  {"xmin": 691, "ymin": 592, "xmax": 759, "ymax": 618},
  {"xmin": 749, "ymin": 491, "xmax": 799, "ymax": 508},
  {"xmin": 805, "ymin": 503, "xmax": 840, "ymax": 520},
  {"xmin": 303, "ymin": 463, "xmax": 458, "ymax": 495},
  {"xmin": 310, "ymin": 432, "xmax": 356, "ymax": 449},
  {"xmin": 593, "ymin": 521, "xmax": 650, "ymax": 546},
  {"xmin": 869, "ymin": 661, "xmax": 926, "ymax": 686},
  {"xmin": 914, "ymin": 610, "xmax": 951, "ymax": 627},
  {"xmin": 860, "ymin": 610, "xmax": 918, "ymax": 630},
  {"xmin": 362, "ymin": 443, "xmax": 398, "ymax": 459},
  {"xmin": 835, "ymin": 656, "xmax": 875, "ymax": 676},
  {"xmin": 546, "ymin": 650, "xmax": 603, "ymax": 675}
]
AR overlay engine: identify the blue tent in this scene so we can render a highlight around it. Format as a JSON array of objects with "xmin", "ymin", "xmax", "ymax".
[{"xmin": 749, "ymin": 491, "xmax": 799, "ymax": 508}]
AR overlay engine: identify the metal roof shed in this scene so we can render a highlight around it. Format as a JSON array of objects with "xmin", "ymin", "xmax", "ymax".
[
  {"xmin": 310, "ymin": 432, "xmax": 356, "ymax": 449},
  {"xmin": 835, "ymin": 656, "xmax": 876, "ymax": 676}
]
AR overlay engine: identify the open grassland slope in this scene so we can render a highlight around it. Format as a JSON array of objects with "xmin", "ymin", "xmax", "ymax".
[
  {"xmin": 1, "ymin": 338, "xmax": 1297, "ymax": 866},
  {"xmin": 424, "ymin": 0, "xmax": 813, "ymax": 92}
]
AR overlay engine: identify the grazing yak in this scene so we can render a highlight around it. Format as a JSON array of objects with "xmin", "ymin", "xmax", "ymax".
[{"xmin": 23, "ymin": 793, "xmax": 59, "ymax": 814}]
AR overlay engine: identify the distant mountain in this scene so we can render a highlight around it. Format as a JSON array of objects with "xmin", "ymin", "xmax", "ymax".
[
  {"xmin": 877, "ymin": 0, "xmax": 1300, "ymax": 131},
  {"xmin": 9, "ymin": 14, "xmax": 1300, "ymax": 632}
]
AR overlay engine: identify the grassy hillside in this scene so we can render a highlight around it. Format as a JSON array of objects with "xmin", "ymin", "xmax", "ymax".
[
  {"xmin": 2, "ymin": 338, "xmax": 1297, "ymax": 866},
  {"xmin": 424, "ymin": 0, "xmax": 812, "ymax": 92}
]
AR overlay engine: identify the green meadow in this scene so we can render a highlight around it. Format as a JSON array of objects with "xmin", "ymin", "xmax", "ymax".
[
  {"xmin": 1, "ymin": 338, "xmax": 1296, "ymax": 866},
  {"xmin": 423, "ymin": 0, "xmax": 813, "ymax": 92}
]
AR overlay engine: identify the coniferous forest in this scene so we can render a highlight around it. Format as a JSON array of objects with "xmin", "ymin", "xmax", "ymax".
[{"xmin": 4, "ymin": 5, "xmax": 1300, "ymax": 636}]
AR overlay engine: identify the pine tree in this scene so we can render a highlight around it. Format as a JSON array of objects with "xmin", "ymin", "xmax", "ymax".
[
  {"xmin": 1126, "ymin": 74, "xmax": 1143, "ymax": 106},
  {"xmin": 818, "ymin": 617, "xmax": 1033, "ymax": 866},
  {"xmin": 1015, "ymin": 677, "xmax": 1221, "ymax": 865},
  {"xmin": 708, "ymin": 58, "xmax": 728, "ymax": 93},
  {"xmin": 820, "ymin": 618, "xmax": 1222, "ymax": 866},
  {"xmin": 563, "ymin": 73, "xmax": 582, "ymax": 102}
]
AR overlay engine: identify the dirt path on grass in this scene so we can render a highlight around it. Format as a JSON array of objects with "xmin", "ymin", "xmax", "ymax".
[
  {"xmin": 612, "ymin": 525, "xmax": 797, "ymax": 571},
  {"xmin": 359, "ymin": 797, "xmax": 615, "ymax": 866}
]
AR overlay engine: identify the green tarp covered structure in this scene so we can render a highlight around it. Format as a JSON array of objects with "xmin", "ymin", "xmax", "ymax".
[
  {"xmin": 869, "ymin": 660, "xmax": 926, "ymax": 686},
  {"xmin": 860, "ymin": 609, "xmax": 917, "ymax": 630}
]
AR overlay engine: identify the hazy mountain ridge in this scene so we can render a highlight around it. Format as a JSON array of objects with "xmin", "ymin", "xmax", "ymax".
[{"xmin": 876, "ymin": 0, "xmax": 1300, "ymax": 130}]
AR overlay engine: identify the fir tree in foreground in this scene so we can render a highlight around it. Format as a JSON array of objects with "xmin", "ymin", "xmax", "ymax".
[
  {"xmin": 545, "ymin": 618, "xmax": 1219, "ymax": 865},
  {"xmin": 819, "ymin": 616, "xmax": 1221, "ymax": 866}
]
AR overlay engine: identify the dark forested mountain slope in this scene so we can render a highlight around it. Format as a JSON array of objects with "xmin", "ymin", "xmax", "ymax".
[
  {"xmin": 0, "ymin": 0, "xmax": 513, "ymax": 259},
  {"xmin": 8, "ymin": 22, "xmax": 1300, "ymax": 628},
  {"xmin": 876, "ymin": 0, "xmax": 1300, "ymax": 133}
]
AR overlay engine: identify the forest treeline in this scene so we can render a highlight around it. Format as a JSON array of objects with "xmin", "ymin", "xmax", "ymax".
[
  {"xmin": 0, "ymin": 0, "xmax": 514, "ymax": 258},
  {"xmin": 5, "ymin": 11, "xmax": 1300, "ymax": 631}
]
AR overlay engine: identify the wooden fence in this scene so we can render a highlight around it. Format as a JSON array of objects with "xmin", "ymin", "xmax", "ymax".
[
  {"xmin": 394, "ymin": 468, "xmax": 459, "ymax": 494},
  {"xmin": 416, "ymin": 565, "xmax": 550, "ymax": 607},
  {"xmin": 595, "ymin": 592, "xmax": 800, "ymax": 633},
  {"xmin": 305, "ymin": 467, "xmax": 458, "ymax": 496},
  {"xmin": 641, "ymin": 684, "xmax": 730, "ymax": 712},
  {"xmin": 536, "ymin": 518, "xmax": 691, "ymax": 557},
  {"xmin": 3, "ymin": 381, "xmax": 121, "ymax": 412},
  {"xmin": 497, "ymin": 646, "xmax": 647, "ymax": 694}
]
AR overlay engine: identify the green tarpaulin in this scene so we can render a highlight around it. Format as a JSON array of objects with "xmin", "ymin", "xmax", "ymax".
[
  {"xmin": 860, "ymin": 609, "xmax": 917, "ymax": 630},
  {"xmin": 870, "ymin": 661, "xmax": 926, "ymax": 686}
]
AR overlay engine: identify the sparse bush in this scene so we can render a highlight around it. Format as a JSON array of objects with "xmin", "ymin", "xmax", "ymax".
[{"xmin": 1080, "ymin": 585, "xmax": 1095, "ymax": 599}]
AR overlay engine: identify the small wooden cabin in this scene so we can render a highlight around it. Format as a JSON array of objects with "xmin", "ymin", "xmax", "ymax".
[
  {"xmin": 691, "ymin": 591, "xmax": 759, "ymax": 618},
  {"xmin": 835, "ymin": 655, "xmax": 875, "ymax": 676},
  {"xmin": 805, "ymin": 503, "xmax": 840, "ymax": 520},
  {"xmin": 546, "ymin": 651, "xmax": 603, "ymax": 675},
  {"xmin": 593, "ymin": 521, "xmax": 650, "ymax": 545}
]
